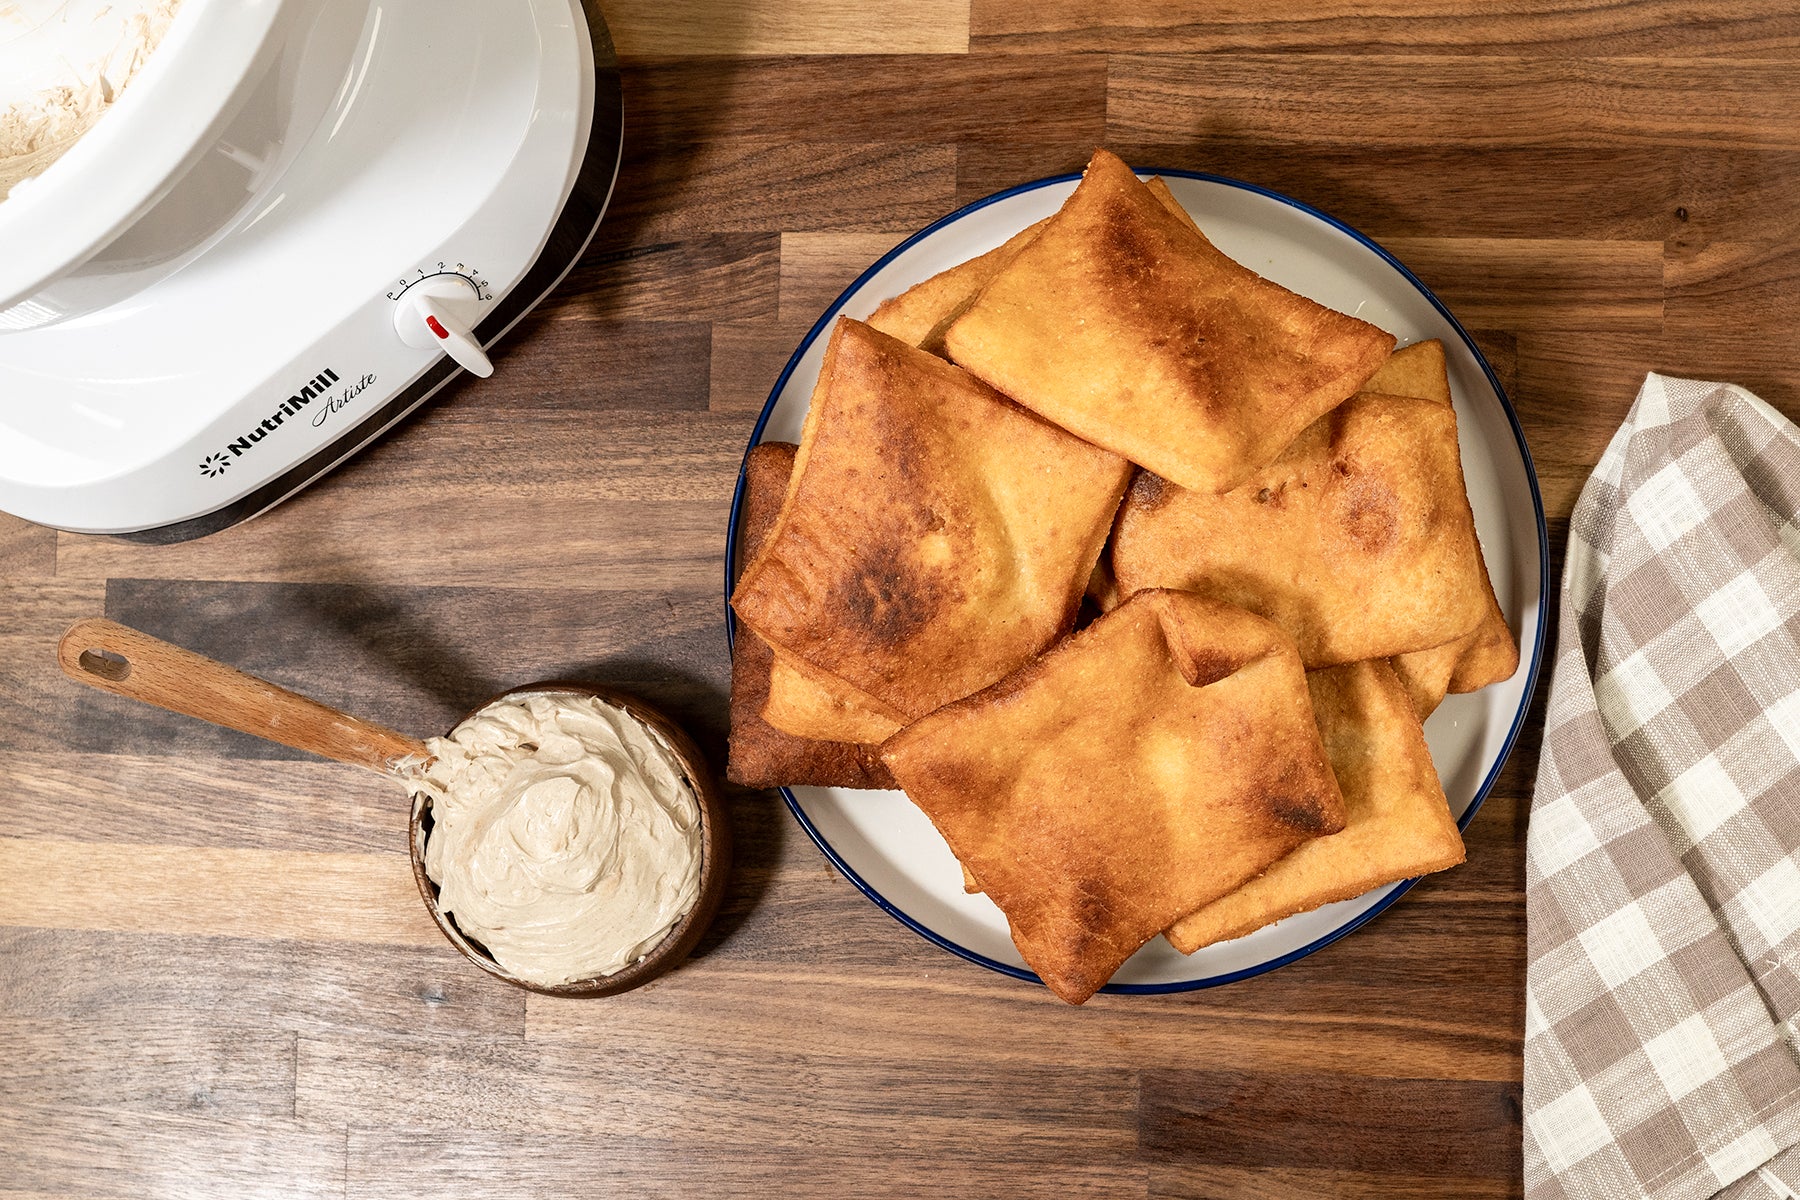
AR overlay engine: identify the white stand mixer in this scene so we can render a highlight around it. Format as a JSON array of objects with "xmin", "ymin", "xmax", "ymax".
[{"xmin": 0, "ymin": 0, "xmax": 623, "ymax": 541}]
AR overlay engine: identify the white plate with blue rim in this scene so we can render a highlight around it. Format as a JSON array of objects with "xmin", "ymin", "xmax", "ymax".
[{"xmin": 725, "ymin": 166, "xmax": 1549, "ymax": 994}]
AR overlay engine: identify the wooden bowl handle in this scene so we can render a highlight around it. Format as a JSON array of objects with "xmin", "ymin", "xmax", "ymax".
[{"xmin": 58, "ymin": 618, "xmax": 431, "ymax": 774}]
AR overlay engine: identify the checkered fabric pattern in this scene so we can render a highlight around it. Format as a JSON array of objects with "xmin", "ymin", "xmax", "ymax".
[{"xmin": 1527, "ymin": 375, "xmax": 1800, "ymax": 1200}]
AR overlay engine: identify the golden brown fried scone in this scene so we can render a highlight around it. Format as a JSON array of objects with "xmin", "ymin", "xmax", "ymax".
[
  {"xmin": 1071, "ymin": 179, "xmax": 1189, "ymax": 630},
  {"xmin": 1144, "ymin": 176, "xmax": 1200, "ymax": 233},
  {"xmin": 732, "ymin": 317, "xmax": 1133, "ymax": 744},
  {"xmin": 1363, "ymin": 337, "xmax": 1452, "ymax": 403},
  {"xmin": 1445, "ymin": 609, "xmax": 1522, "ymax": 694},
  {"xmin": 763, "ymin": 653, "xmax": 905, "ymax": 744},
  {"xmin": 1085, "ymin": 556, "xmax": 1123, "ymax": 617},
  {"xmin": 1111, "ymin": 393, "xmax": 1490, "ymax": 668},
  {"xmin": 868, "ymin": 178, "xmax": 1199, "ymax": 363},
  {"xmin": 882, "ymin": 590, "xmax": 1345, "ymax": 1005},
  {"xmin": 727, "ymin": 443, "xmax": 899, "ymax": 790},
  {"xmin": 943, "ymin": 148, "xmax": 1395, "ymax": 494},
  {"xmin": 868, "ymin": 219, "xmax": 1049, "ymax": 357},
  {"xmin": 1166, "ymin": 659, "xmax": 1465, "ymax": 953},
  {"xmin": 1388, "ymin": 643, "xmax": 1456, "ymax": 722},
  {"xmin": 1366, "ymin": 340, "xmax": 1520, "ymax": 697}
]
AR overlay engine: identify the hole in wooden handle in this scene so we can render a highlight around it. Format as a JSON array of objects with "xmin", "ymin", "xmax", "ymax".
[{"xmin": 77, "ymin": 648, "xmax": 131, "ymax": 683}]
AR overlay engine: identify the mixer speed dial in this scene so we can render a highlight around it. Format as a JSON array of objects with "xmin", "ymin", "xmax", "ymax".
[{"xmin": 390, "ymin": 266, "xmax": 494, "ymax": 378}]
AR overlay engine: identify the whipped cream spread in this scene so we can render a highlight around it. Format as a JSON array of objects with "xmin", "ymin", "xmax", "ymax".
[
  {"xmin": 413, "ymin": 692, "xmax": 704, "ymax": 987},
  {"xmin": 0, "ymin": 0, "xmax": 182, "ymax": 201}
]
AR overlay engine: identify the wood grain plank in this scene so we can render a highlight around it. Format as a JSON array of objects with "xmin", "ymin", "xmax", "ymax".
[
  {"xmin": 0, "ymin": 838, "xmax": 435, "ymax": 947},
  {"xmin": 0, "ymin": 752, "xmax": 393, "ymax": 853},
  {"xmin": 605, "ymin": 140, "xmax": 959, "ymax": 236},
  {"xmin": 625, "ymin": 55, "xmax": 1106, "ymax": 145},
  {"xmin": 0, "ymin": 580, "xmax": 108, "ymax": 754},
  {"xmin": 476, "ymin": 317, "xmax": 713, "ymax": 413},
  {"xmin": 1678, "ymin": 150, "xmax": 1800, "ymax": 245},
  {"xmin": 1379, "ymin": 237, "xmax": 1664, "ymax": 332},
  {"xmin": 0, "ymin": 927, "xmax": 523, "ymax": 1038},
  {"xmin": 525, "ymin": 978, "xmax": 1520, "ymax": 1082},
  {"xmin": 626, "ymin": 53, "xmax": 1108, "ymax": 147},
  {"xmin": 1107, "ymin": 55, "xmax": 1800, "ymax": 151},
  {"xmin": 302, "ymin": 1034, "xmax": 1137, "ymax": 1150},
  {"xmin": 975, "ymin": 0, "xmax": 1800, "ymax": 57},
  {"xmin": 1149, "ymin": 1163, "xmax": 1518, "ymax": 1200},
  {"xmin": 64, "ymin": 580, "xmax": 727, "ymax": 762},
  {"xmin": 240, "ymin": 407, "xmax": 753, "ymax": 499},
  {"xmin": 1511, "ymin": 327, "xmax": 1800, "ymax": 520},
  {"xmin": 347, "ymin": 1131, "xmax": 1147, "ymax": 1199},
  {"xmin": 778, "ymin": 232, "xmax": 906, "ymax": 324},
  {"xmin": 57, "ymin": 497, "xmax": 727, "ymax": 591},
  {"xmin": 670, "ymin": 781, "xmax": 1522, "ymax": 1033},
  {"xmin": 1548, "ymin": 325, "xmax": 1800, "ymax": 424},
  {"xmin": 563, "ymin": 231, "xmax": 780, "ymax": 322},
  {"xmin": 958, "ymin": 144, "xmax": 1687, "ymax": 242},
  {"xmin": 0, "ymin": 513, "xmax": 54, "ymax": 578},
  {"xmin": 1512, "ymin": 333, "xmax": 1666, "ymax": 520},
  {"xmin": 0, "ymin": 1108, "xmax": 346, "ymax": 1200},
  {"xmin": 606, "ymin": 0, "xmax": 970, "ymax": 58},
  {"xmin": 710, "ymin": 320, "xmax": 816, "ymax": 413},
  {"xmin": 1139, "ymin": 1069, "xmax": 1522, "ymax": 1177},
  {"xmin": 1462, "ymin": 790, "xmax": 1529, "ymax": 871},
  {"xmin": 1666, "ymin": 239, "xmax": 1800, "ymax": 331},
  {"xmin": 0, "ymin": 1021, "xmax": 295, "ymax": 1118}
]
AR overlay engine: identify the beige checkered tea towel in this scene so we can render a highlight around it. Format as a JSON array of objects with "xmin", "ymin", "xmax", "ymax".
[{"xmin": 1527, "ymin": 375, "xmax": 1800, "ymax": 1199}]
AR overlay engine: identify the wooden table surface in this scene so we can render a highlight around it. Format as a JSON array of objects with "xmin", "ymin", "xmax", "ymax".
[{"xmin": 6, "ymin": 3, "xmax": 1800, "ymax": 1196}]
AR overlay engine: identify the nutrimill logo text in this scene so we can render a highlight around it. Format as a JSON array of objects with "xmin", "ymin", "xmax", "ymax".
[{"xmin": 198, "ymin": 367, "xmax": 340, "ymax": 477}]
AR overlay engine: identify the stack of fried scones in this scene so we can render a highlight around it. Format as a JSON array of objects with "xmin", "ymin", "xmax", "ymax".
[{"xmin": 728, "ymin": 149, "xmax": 1518, "ymax": 1005}]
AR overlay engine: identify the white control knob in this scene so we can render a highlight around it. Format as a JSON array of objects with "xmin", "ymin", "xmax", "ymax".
[{"xmin": 393, "ymin": 276, "xmax": 494, "ymax": 378}]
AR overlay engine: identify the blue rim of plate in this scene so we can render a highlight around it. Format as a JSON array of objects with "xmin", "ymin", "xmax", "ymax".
[{"xmin": 722, "ymin": 167, "xmax": 1551, "ymax": 995}]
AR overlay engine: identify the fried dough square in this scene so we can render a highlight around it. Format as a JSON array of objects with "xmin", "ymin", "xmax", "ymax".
[
  {"xmin": 943, "ymin": 148, "xmax": 1396, "ymax": 494},
  {"xmin": 1111, "ymin": 392, "xmax": 1491, "ymax": 667},
  {"xmin": 744, "ymin": 326, "xmax": 912, "ymax": 744},
  {"xmin": 732, "ymin": 317, "xmax": 1133, "ymax": 743},
  {"xmin": 1363, "ymin": 337, "xmax": 1452, "ymax": 404},
  {"xmin": 727, "ymin": 442, "xmax": 898, "ymax": 790},
  {"xmin": 1166, "ymin": 659, "xmax": 1465, "ymax": 953},
  {"xmin": 867, "ymin": 176, "xmax": 1194, "ymax": 359},
  {"xmin": 1444, "ymin": 606, "xmax": 1523, "ymax": 694},
  {"xmin": 1389, "ymin": 644, "xmax": 1457, "ymax": 723},
  {"xmin": 881, "ymin": 590, "xmax": 1345, "ymax": 1005},
  {"xmin": 868, "ymin": 219, "xmax": 1047, "ymax": 357},
  {"xmin": 1366, "ymin": 340, "xmax": 1520, "ymax": 700},
  {"xmin": 762, "ymin": 651, "xmax": 906, "ymax": 744}
]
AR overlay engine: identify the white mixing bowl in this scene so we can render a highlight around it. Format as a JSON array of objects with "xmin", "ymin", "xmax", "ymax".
[{"xmin": 0, "ymin": 0, "xmax": 291, "ymax": 325}]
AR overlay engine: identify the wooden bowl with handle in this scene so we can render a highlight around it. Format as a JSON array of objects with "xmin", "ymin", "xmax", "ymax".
[
  {"xmin": 408, "ymin": 681, "xmax": 732, "ymax": 997},
  {"xmin": 58, "ymin": 620, "xmax": 731, "ymax": 997}
]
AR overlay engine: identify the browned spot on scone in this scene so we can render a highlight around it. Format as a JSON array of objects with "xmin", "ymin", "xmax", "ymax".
[
  {"xmin": 842, "ymin": 548, "xmax": 954, "ymax": 650},
  {"xmin": 1129, "ymin": 470, "xmax": 1170, "ymax": 512},
  {"xmin": 1270, "ymin": 795, "xmax": 1330, "ymax": 836},
  {"xmin": 1180, "ymin": 648, "xmax": 1237, "ymax": 689},
  {"xmin": 1337, "ymin": 467, "xmax": 1401, "ymax": 554},
  {"xmin": 1093, "ymin": 192, "xmax": 1165, "ymax": 286}
]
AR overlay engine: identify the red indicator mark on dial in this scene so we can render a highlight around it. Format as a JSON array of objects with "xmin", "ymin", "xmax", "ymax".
[{"xmin": 426, "ymin": 315, "xmax": 450, "ymax": 339}]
